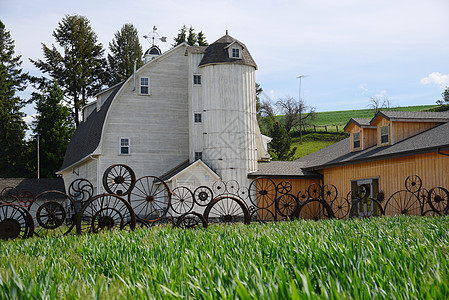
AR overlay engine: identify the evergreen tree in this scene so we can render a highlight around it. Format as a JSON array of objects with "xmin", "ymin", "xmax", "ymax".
[
  {"xmin": 31, "ymin": 15, "xmax": 108, "ymax": 127},
  {"xmin": 173, "ymin": 25, "xmax": 187, "ymax": 46},
  {"xmin": 186, "ymin": 26, "xmax": 197, "ymax": 46},
  {"xmin": 30, "ymin": 81, "xmax": 74, "ymax": 178},
  {"xmin": 0, "ymin": 20, "xmax": 28, "ymax": 177},
  {"xmin": 268, "ymin": 121, "xmax": 296, "ymax": 161},
  {"xmin": 108, "ymin": 23, "xmax": 143, "ymax": 85},
  {"xmin": 197, "ymin": 31, "xmax": 208, "ymax": 46}
]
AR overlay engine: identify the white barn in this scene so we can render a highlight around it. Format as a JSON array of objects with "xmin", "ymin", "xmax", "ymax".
[{"xmin": 58, "ymin": 33, "xmax": 270, "ymax": 198}]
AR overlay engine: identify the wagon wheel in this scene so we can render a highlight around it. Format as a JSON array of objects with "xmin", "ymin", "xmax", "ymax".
[
  {"xmin": 171, "ymin": 187, "xmax": 194, "ymax": 215},
  {"xmin": 427, "ymin": 187, "xmax": 449, "ymax": 213},
  {"xmin": 1, "ymin": 187, "xmax": 18, "ymax": 204},
  {"xmin": 176, "ymin": 212, "xmax": 208, "ymax": 229},
  {"xmin": 225, "ymin": 180, "xmax": 240, "ymax": 196},
  {"xmin": 76, "ymin": 194, "xmax": 136, "ymax": 234},
  {"xmin": 212, "ymin": 181, "xmax": 226, "ymax": 196},
  {"xmin": 102, "ymin": 164, "xmax": 136, "ymax": 196},
  {"xmin": 0, "ymin": 204, "xmax": 34, "ymax": 240},
  {"xmin": 276, "ymin": 194, "xmax": 298, "ymax": 218},
  {"xmin": 331, "ymin": 197, "xmax": 350, "ymax": 219},
  {"xmin": 277, "ymin": 181, "xmax": 292, "ymax": 195},
  {"xmin": 418, "ymin": 188, "xmax": 429, "ymax": 213},
  {"xmin": 384, "ymin": 190, "xmax": 421, "ymax": 216},
  {"xmin": 68, "ymin": 178, "xmax": 94, "ymax": 204},
  {"xmin": 248, "ymin": 177, "xmax": 277, "ymax": 209},
  {"xmin": 203, "ymin": 196, "xmax": 250, "ymax": 225},
  {"xmin": 28, "ymin": 190, "xmax": 78, "ymax": 237},
  {"xmin": 349, "ymin": 198, "xmax": 384, "ymax": 219},
  {"xmin": 355, "ymin": 184, "xmax": 370, "ymax": 200},
  {"xmin": 17, "ymin": 191, "xmax": 33, "ymax": 208},
  {"xmin": 296, "ymin": 199, "xmax": 334, "ymax": 221},
  {"xmin": 307, "ymin": 183, "xmax": 322, "ymax": 199},
  {"xmin": 296, "ymin": 190, "xmax": 308, "ymax": 203},
  {"xmin": 405, "ymin": 175, "xmax": 422, "ymax": 194},
  {"xmin": 193, "ymin": 186, "xmax": 213, "ymax": 207},
  {"xmin": 129, "ymin": 176, "xmax": 171, "ymax": 222},
  {"xmin": 238, "ymin": 187, "xmax": 249, "ymax": 200},
  {"xmin": 250, "ymin": 208, "xmax": 275, "ymax": 223},
  {"xmin": 322, "ymin": 184, "xmax": 338, "ymax": 202}
]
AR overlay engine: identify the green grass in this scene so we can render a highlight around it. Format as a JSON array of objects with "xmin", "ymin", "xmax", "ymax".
[
  {"xmin": 292, "ymin": 132, "xmax": 348, "ymax": 158},
  {"xmin": 1, "ymin": 217, "xmax": 448, "ymax": 299}
]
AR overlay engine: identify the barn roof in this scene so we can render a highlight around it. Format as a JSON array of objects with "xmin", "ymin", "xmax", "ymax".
[
  {"xmin": 60, "ymin": 83, "xmax": 123, "ymax": 171},
  {"xmin": 298, "ymin": 120, "xmax": 449, "ymax": 171},
  {"xmin": 343, "ymin": 118, "xmax": 373, "ymax": 131},
  {"xmin": 199, "ymin": 34, "xmax": 257, "ymax": 69},
  {"xmin": 372, "ymin": 110, "xmax": 449, "ymax": 123},
  {"xmin": 248, "ymin": 161, "xmax": 322, "ymax": 179},
  {"xmin": 0, "ymin": 178, "xmax": 66, "ymax": 197}
]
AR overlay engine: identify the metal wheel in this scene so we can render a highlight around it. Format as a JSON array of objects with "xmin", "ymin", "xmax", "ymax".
[
  {"xmin": 331, "ymin": 197, "xmax": 350, "ymax": 219},
  {"xmin": 354, "ymin": 184, "xmax": 370, "ymax": 200},
  {"xmin": 129, "ymin": 176, "xmax": 171, "ymax": 222},
  {"xmin": 0, "ymin": 204, "xmax": 34, "ymax": 240},
  {"xmin": 28, "ymin": 190, "xmax": 77, "ymax": 237},
  {"xmin": 349, "ymin": 198, "xmax": 384, "ymax": 218},
  {"xmin": 176, "ymin": 212, "xmax": 208, "ymax": 229},
  {"xmin": 238, "ymin": 187, "xmax": 249, "ymax": 200},
  {"xmin": 250, "ymin": 208, "xmax": 275, "ymax": 223},
  {"xmin": 276, "ymin": 194, "xmax": 298, "ymax": 218},
  {"xmin": 193, "ymin": 186, "xmax": 213, "ymax": 207},
  {"xmin": 418, "ymin": 188, "xmax": 429, "ymax": 212},
  {"xmin": 405, "ymin": 175, "xmax": 422, "ymax": 194},
  {"xmin": 427, "ymin": 187, "xmax": 449, "ymax": 213},
  {"xmin": 225, "ymin": 180, "xmax": 240, "ymax": 195},
  {"xmin": 307, "ymin": 183, "xmax": 322, "ymax": 199},
  {"xmin": 297, "ymin": 199, "xmax": 334, "ymax": 221},
  {"xmin": 248, "ymin": 177, "xmax": 277, "ymax": 209},
  {"xmin": 384, "ymin": 190, "xmax": 421, "ymax": 216},
  {"xmin": 297, "ymin": 190, "xmax": 308, "ymax": 203},
  {"xmin": 17, "ymin": 191, "xmax": 33, "ymax": 208},
  {"xmin": 212, "ymin": 181, "xmax": 226, "ymax": 196},
  {"xmin": 277, "ymin": 181, "xmax": 292, "ymax": 195},
  {"xmin": 203, "ymin": 196, "xmax": 250, "ymax": 225},
  {"xmin": 68, "ymin": 178, "xmax": 94, "ymax": 204},
  {"xmin": 322, "ymin": 184, "xmax": 338, "ymax": 202},
  {"xmin": 1, "ymin": 187, "xmax": 18, "ymax": 203},
  {"xmin": 171, "ymin": 187, "xmax": 194, "ymax": 215},
  {"xmin": 76, "ymin": 194, "xmax": 136, "ymax": 234},
  {"xmin": 102, "ymin": 164, "xmax": 136, "ymax": 196}
]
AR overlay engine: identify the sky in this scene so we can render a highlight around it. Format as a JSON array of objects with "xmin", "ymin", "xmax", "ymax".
[{"xmin": 2, "ymin": 0, "xmax": 449, "ymax": 124}]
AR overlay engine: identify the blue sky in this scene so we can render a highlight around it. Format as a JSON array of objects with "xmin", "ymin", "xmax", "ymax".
[{"xmin": 2, "ymin": 0, "xmax": 449, "ymax": 125}]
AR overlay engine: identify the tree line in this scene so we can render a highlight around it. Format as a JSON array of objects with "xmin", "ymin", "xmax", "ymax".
[{"xmin": 1, "ymin": 15, "xmax": 206, "ymax": 178}]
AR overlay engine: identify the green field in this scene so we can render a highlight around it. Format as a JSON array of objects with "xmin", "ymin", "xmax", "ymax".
[
  {"xmin": 292, "ymin": 132, "xmax": 347, "ymax": 158},
  {"xmin": 1, "ymin": 217, "xmax": 448, "ymax": 299}
]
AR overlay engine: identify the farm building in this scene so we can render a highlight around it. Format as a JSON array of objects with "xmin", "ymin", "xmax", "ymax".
[
  {"xmin": 58, "ymin": 33, "xmax": 270, "ymax": 195},
  {"xmin": 249, "ymin": 110, "xmax": 449, "ymax": 217}
]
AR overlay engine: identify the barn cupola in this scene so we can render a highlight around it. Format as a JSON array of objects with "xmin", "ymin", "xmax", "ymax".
[{"xmin": 144, "ymin": 45, "xmax": 162, "ymax": 63}]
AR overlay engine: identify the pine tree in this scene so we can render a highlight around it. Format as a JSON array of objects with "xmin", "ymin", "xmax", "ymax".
[
  {"xmin": 31, "ymin": 15, "xmax": 108, "ymax": 127},
  {"xmin": 173, "ymin": 25, "xmax": 187, "ymax": 46},
  {"xmin": 0, "ymin": 21, "xmax": 28, "ymax": 177},
  {"xmin": 30, "ymin": 81, "xmax": 74, "ymax": 178},
  {"xmin": 108, "ymin": 24, "xmax": 143, "ymax": 85},
  {"xmin": 186, "ymin": 26, "xmax": 197, "ymax": 46},
  {"xmin": 268, "ymin": 121, "xmax": 297, "ymax": 161},
  {"xmin": 197, "ymin": 31, "xmax": 208, "ymax": 46}
]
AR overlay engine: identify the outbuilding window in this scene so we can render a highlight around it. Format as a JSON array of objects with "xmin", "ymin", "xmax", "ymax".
[
  {"xmin": 120, "ymin": 138, "xmax": 130, "ymax": 155},
  {"xmin": 195, "ymin": 152, "xmax": 202, "ymax": 160},
  {"xmin": 381, "ymin": 126, "xmax": 389, "ymax": 144},
  {"xmin": 353, "ymin": 132, "xmax": 361, "ymax": 149},
  {"xmin": 140, "ymin": 77, "xmax": 149, "ymax": 95},
  {"xmin": 194, "ymin": 113, "xmax": 202, "ymax": 123},
  {"xmin": 232, "ymin": 48, "xmax": 240, "ymax": 58},
  {"xmin": 193, "ymin": 75, "xmax": 201, "ymax": 85}
]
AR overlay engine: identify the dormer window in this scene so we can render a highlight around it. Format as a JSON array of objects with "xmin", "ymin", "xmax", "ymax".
[
  {"xmin": 381, "ymin": 126, "xmax": 389, "ymax": 144},
  {"xmin": 232, "ymin": 48, "xmax": 241, "ymax": 58},
  {"xmin": 353, "ymin": 132, "xmax": 361, "ymax": 149},
  {"xmin": 140, "ymin": 77, "xmax": 149, "ymax": 95}
]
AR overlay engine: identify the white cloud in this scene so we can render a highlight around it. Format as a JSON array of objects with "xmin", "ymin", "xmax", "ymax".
[
  {"xmin": 375, "ymin": 90, "xmax": 388, "ymax": 98},
  {"xmin": 23, "ymin": 114, "xmax": 37, "ymax": 125},
  {"xmin": 420, "ymin": 72, "xmax": 449, "ymax": 87}
]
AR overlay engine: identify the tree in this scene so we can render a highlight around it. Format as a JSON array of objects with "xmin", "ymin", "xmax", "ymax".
[
  {"xmin": 436, "ymin": 86, "xmax": 449, "ymax": 108},
  {"xmin": 275, "ymin": 96, "xmax": 316, "ymax": 135},
  {"xmin": 0, "ymin": 20, "xmax": 29, "ymax": 177},
  {"xmin": 31, "ymin": 15, "xmax": 108, "ymax": 127},
  {"xmin": 173, "ymin": 25, "xmax": 207, "ymax": 46},
  {"xmin": 368, "ymin": 96, "xmax": 391, "ymax": 114},
  {"xmin": 30, "ymin": 81, "xmax": 74, "ymax": 178},
  {"xmin": 197, "ymin": 31, "xmax": 208, "ymax": 46},
  {"xmin": 108, "ymin": 24, "xmax": 143, "ymax": 85},
  {"xmin": 186, "ymin": 26, "xmax": 197, "ymax": 46},
  {"xmin": 268, "ymin": 121, "xmax": 296, "ymax": 161},
  {"xmin": 173, "ymin": 25, "xmax": 187, "ymax": 46}
]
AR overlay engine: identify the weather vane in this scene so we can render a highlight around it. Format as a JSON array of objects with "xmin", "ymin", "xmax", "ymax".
[{"xmin": 143, "ymin": 26, "xmax": 167, "ymax": 46}]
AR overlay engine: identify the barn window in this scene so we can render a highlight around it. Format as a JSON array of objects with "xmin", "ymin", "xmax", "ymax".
[
  {"xmin": 120, "ymin": 138, "xmax": 130, "ymax": 155},
  {"xmin": 195, "ymin": 152, "xmax": 202, "ymax": 160},
  {"xmin": 350, "ymin": 178, "xmax": 381, "ymax": 217},
  {"xmin": 232, "ymin": 48, "xmax": 241, "ymax": 58},
  {"xmin": 193, "ymin": 75, "xmax": 201, "ymax": 85},
  {"xmin": 140, "ymin": 77, "xmax": 149, "ymax": 95},
  {"xmin": 381, "ymin": 126, "xmax": 389, "ymax": 144},
  {"xmin": 353, "ymin": 132, "xmax": 361, "ymax": 149},
  {"xmin": 194, "ymin": 113, "xmax": 202, "ymax": 123}
]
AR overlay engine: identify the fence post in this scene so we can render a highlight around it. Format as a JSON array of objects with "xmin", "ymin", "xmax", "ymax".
[
  {"xmin": 336, "ymin": 125, "xmax": 338, "ymax": 132},
  {"xmin": 314, "ymin": 125, "xmax": 316, "ymax": 132},
  {"xmin": 325, "ymin": 125, "xmax": 327, "ymax": 132}
]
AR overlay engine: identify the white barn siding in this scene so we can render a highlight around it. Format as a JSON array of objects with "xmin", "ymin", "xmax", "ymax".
[{"xmin": 188, "ymin": 53, "xmax": 205, "ymax": 161}]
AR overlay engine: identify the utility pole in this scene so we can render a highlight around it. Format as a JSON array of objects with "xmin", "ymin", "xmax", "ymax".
[{"xmin": 296, "ymin": 75, "xmax": 308, "ymax": 144}]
